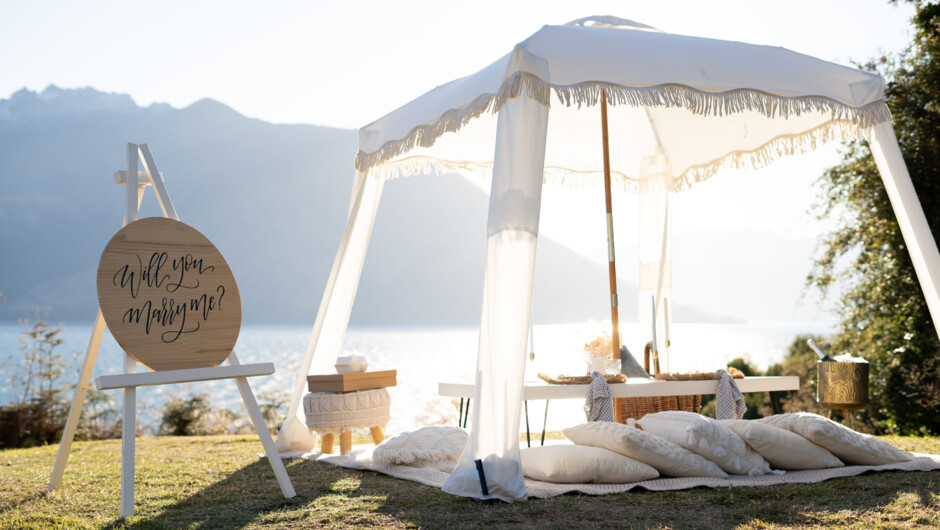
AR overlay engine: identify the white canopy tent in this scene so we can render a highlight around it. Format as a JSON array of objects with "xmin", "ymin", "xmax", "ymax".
[{"xmin": 277, "ymin": 17, "xmax": 940, "ymax": 501}]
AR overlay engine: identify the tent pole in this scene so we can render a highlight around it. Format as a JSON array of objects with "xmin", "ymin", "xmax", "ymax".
[{"xmin": 601, "ymin": 91, "xmax": 621, "ymax": 360}]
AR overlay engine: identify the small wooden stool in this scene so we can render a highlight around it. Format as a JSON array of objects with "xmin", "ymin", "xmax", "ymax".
[
  {"xmin": 304, "ymin": 387, "xmax": 391, "ymax": 455},
  {"xmin": 319, "ymin": 427, "xmax": 386, "ymax": 455}
]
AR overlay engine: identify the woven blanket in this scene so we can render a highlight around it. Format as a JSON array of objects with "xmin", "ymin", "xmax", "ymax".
[{"xmin": 283, "ymin": 445, "xmax": 940, "ymax": 499}]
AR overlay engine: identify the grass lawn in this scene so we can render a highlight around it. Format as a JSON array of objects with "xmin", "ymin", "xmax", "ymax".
[{"xmin": 0, "ymin": 434, "xmax": 938, "ymax": 529}]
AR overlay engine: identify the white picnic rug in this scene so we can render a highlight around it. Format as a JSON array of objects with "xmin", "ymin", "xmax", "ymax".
[{"xmin": 282, "ymin": 446, "xmax": 940, "ymax": 499}]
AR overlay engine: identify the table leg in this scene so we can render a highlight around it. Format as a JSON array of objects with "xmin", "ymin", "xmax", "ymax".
[
  {"xmin": 524, "ymin": 401, "xmax": 531, "ymax": 448},
  {"xmin": 321, "ymin": 433, "xmax": 335, "ymax": 454},
  {"xmin": 541, "ymin": 400, "xmax": 549, "ymax": 446},
  {"xmin": 845, "ymin": 410, "xmax": 855, "ymax": 430},
  {"xmin": 768, "ymin": 391, "xmax": 781, "ymax": 415},
  {"xmin": 461, "ymin": 398, "xmax": 471, "ymax": 428},
  {"xmin": 340, "ymin": 431, "xmax": 352, "ymax": 455},
  {"xmin": 458, "ymin": 398, "xmax": 464, "ymax": 427},
  {"xmin": 370, "ymin": 426, "xmax": 385, "ymax": 445}
]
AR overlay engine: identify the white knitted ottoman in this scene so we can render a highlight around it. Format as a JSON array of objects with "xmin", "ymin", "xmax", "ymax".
[{"xmin": 303, "ymin": 388, "xmax": 391, "ymax": 455}]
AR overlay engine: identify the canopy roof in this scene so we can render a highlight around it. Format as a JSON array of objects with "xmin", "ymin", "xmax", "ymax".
[{"xmin": 357, "ymin": 16, "xmax": 888, "ymax": 191}]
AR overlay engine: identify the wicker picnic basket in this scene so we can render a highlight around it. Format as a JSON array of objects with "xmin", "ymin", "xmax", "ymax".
[{"xmin": 613, "ymin": 342, "xmax": 702, "ymax": 423}]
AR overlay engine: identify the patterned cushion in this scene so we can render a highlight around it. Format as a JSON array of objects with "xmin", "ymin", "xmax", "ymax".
[
  {"xmin": 520, "ymin": 445, "xmax": 659, "ymax": 484},
  {"xmin": 759, "ymin": 412, "xmax": 912, "ymax": 465},
  {"xmin": 563, "ymin": 421, "xmax": 728, "ymax": 478},
  {"xmin": 719, "ymin": 419, "xmax": 843, "ymax": 470},
  {"xmin": 372, "ymin": 426, "xmax": 468, "ymax": 473},
  {"xmin": 638, "ymin": 411, "xmax": 772, "ymax": 476}
]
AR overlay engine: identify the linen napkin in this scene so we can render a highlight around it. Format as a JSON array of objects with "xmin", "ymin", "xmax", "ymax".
[
  {"xmin": 584, "ymin": 371, "xmax": 614, "ymax": 422},
  {"xmin": 715, "ymin": 368, "xmax": 746, "ymax": 419}
]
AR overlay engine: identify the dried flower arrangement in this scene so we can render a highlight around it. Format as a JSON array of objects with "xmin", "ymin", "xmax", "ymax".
[{"xmin": 584, "ymin": 331, "xmax": 617, "ymax": 359}]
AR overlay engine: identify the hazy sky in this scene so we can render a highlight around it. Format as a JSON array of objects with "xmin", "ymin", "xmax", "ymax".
[{"xmin": 1, "ymin": 1, "xmax": 914, "ymax": 128}]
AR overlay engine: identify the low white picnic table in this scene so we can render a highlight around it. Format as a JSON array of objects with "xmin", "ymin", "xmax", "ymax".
[{"xmin": 439, "ymin": 376, "xmax": 800, "ymax": 446}]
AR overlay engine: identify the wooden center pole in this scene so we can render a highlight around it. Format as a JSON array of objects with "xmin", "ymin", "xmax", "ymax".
[{"xmin": 601, "ymin": 91, "xmax": 621, "ymax": 360}]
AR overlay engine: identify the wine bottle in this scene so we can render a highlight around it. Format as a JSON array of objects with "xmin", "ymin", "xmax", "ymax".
[{"xmin": 807, "ymin": 339, "xmax": 834, "ymax": 361}]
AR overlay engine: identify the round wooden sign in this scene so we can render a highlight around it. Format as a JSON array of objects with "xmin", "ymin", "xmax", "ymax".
[{"xmin": 96, "ymin": 217, "xmax": 241, "ymax": 371}]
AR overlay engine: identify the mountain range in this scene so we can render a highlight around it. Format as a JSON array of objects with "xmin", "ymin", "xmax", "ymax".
[{"xmin": 0, "ymin": 86, "xmax": 742, "ymax": 325}]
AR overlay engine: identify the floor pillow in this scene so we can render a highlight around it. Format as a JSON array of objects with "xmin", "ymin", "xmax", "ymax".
[
  {"xmin": 759, "ymin": 412, "xmax": 912, "ymax": 465},
  {"xmin": 638, "ymin": 411, "xmax": 772, "ymax": 476},
  {"xmin": 563, "ymin": 421, "xmax": 728, "ymax": 478},
  {"xmin": 719, "ymin": 418, "xmax": 843, "ymax": 470},
  {"xmin": 521, "ymin": 444, "xmax": 659, "ymax": 484}
]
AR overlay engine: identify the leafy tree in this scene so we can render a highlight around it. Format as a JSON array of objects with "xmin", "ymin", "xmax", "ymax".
[
  {"xmin": 1, "ymin": 318, "xmax": 121, "ymax": 447},
  {"xmin": 810, "ymin": 1, "xmax": 940, "ymax": 434}
]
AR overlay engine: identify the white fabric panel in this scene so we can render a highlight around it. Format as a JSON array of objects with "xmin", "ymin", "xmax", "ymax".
[
  {"xmin": 276, "ymin": 172, "xmax": 385, "ymax": 453},
  {"xmin": 867, "ymin": 123, "xmax": 940, "ymax": 340},
  {"xmin": 637, "ymin": 150, "xmax": 674, "ymax": 372},
  {"xmin": 645, "ymin": 107, "xmax": 841, "ymax": 180},
  {"xmin": 442, "ymin": 95, "xmax": 548, "ymax": 502},
  {"xmin": 377, "ymin": 103, "xmax": 849, "ymax": 192}
]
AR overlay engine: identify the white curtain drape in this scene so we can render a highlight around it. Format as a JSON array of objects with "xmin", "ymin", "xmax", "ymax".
[
  {"xmin": 637, "ymin": 149, "xmax": 674, "ymax": 373},
  {"xmin": 276, "ymin": 170, "xmax": 385, "ymax": 453},
  {"xmin": 442, "ymin": 94, "xmax": 549, "ymax": 502},
  {"xmin": 867, "ymin": 122, "xmax": 940, "ymax": 340}
]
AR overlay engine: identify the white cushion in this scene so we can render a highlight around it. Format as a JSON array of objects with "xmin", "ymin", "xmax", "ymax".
[
  {"xmin": 758, "ymin": 412, "xmax": 912, "ymax": 465},
  {"xmin": 638, "ymin": 411, "xmax": 772, "ymax": 476},
  {"xmin": 372, "ymin": 426, "xmax": 467, "ymax": 472},
  {"xmin": 719, "ymin": 419, "xmax": 843, "ymax": 470},
  {"xmin": 520, "ymin": 445, "xmax": 659, "ymax": 484},
  {"xmin": 563, "ymin": 422, "xmax": 728, "ymax": 478}
]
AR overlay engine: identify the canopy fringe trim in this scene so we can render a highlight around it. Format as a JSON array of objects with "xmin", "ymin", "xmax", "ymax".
[
  {"xmin": 368, "ymin": 119, "xmax": 862, "ymax": 193},
  {"xmin": 677, "ymin": 119, "xmax": 860, "ymax": 190},
  {"xmin": 357, "ymin": 71, "xmax": 890, "ymax": 174}
]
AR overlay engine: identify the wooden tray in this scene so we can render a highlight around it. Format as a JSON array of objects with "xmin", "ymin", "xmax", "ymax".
[
  {"xmin": 307, "ymin": 370, "xmax": 397, "ymax": 393},
  {"xmin": 537, "ymin": 373, "xmax": 627, "ymax": 385},
  {"xmin": 654, "ymin": 367, "xmax": 745, "ymax": 380}
]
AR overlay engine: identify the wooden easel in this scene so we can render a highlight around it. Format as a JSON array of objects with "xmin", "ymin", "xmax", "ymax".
[{"xmin": 48, "ymin": 143, "xmax": 295, "ymax": 518}]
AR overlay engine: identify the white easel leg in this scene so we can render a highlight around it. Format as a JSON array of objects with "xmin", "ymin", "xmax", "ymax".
[
  {"xmin": 48, "ymin": 310, "xmax": 107, "ymax": 491},
  {"xmin": 119, "ymin": 143, "xmax": 140, "ymax": 519},
  {"xmin": 120, "ymin": 353, "xmax": 137, "ymax": 518},
  {"xmin": 228, "ymin": 353, "xmax": 296, "ymax": 498}
]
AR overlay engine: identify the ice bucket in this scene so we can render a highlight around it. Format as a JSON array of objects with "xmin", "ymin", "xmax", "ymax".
[{"xmin": 817, "ymin": 360, "xmax": 869, "ymax": 410}]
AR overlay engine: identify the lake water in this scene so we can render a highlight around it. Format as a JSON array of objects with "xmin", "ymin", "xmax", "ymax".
[{"xmin": 0, "ymin": 320, "xmax": 833, "ymax": 434}]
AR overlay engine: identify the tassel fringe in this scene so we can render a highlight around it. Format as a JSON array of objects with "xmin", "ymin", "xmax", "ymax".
[
  {"xmin": 367, "ymin": 119, "xmax": 863, "ymax": 193},
  {"xmin": 356, "ymin": 71, "xmax": 891, "ymax": 177}
]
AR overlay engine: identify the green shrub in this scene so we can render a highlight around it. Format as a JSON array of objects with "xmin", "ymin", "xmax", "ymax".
[{"xmin": 0, "ymin": 320, "xmax": 70, "ymax": 448}]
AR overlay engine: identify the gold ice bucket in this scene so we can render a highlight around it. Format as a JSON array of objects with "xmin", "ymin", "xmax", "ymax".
[{"xmin": 817, "ymin": 361, "xmax": 869, "ymax": 410}]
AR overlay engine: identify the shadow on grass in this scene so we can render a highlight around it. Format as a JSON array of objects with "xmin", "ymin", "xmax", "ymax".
[
  {"xmin": 112, "ymin": 457, "xmax": 307, "ymax": 529},
  {"xmin": 110, "ymin": 454, "xmax": 940, "ymax": 529},
  {"xmin": 0, "ymin": 491, "xmax": 48, "ymax": 516}
]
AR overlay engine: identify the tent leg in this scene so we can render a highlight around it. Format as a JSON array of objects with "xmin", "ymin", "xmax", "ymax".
[{"xmin": 868, "ymin": 123, "xmax": 940, "ymax": 340}]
